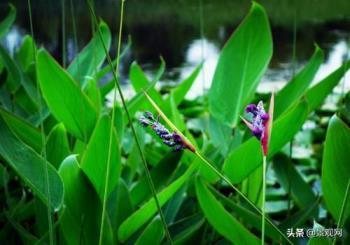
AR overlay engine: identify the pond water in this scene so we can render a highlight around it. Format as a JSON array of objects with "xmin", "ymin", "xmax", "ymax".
[{"xmin": 1, "ymin": 0, "xmax": 350, "ymax": 99}]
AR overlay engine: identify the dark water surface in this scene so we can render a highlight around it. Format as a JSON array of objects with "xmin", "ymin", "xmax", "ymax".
[{"xmin": 1, "ymin": 0, "xmax": 350, "ymax": 98}]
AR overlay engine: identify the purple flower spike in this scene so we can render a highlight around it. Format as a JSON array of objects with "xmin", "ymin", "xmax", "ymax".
[
  {"xmin": 138, "ymin": 111, "xmax": 191, "ymax": 152},
  {"xmin": 245, "ymin": 104, "xmax": 257, "ymax": 114},
  {"xmin": 242, "ymin": 95, "xmax": 274, "ymax": 156},
  {"xmin": 244, "ymin": 101, "xmax": 268, "ymax": 141}
]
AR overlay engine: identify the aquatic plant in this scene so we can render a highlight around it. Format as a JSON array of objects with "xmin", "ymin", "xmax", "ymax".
[{"xmin": 0, "ymin": 1, "xmax": 349, "ymax": 245}]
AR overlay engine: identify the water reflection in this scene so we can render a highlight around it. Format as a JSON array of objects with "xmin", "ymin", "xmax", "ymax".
[{"xmin": 1, "ymin": 0, "xmax": 350, "ymax": 100}]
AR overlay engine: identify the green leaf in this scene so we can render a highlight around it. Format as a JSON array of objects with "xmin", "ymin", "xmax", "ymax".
[
  {"xmin": 67, "ymin": 21, "xmax": 111, "ymax": 85},
  {"xmin": 280, "ymin": 197, "xmax": 320, "ymax": 230},
  {"xmin": 273, "ymin": 153, "xmax": 317, "ymax": 209},
  {"xmin": 81, "ymin": 115, "xmax": 120, "ymax": 200},
  {"xmin": 0, "ymin": 117, "xmax": 63, "ymax": 210},
  {"xmin": 135, "ymin": 217, "xmax": 164, "ymax": 245},
  {"xmin": 107, "ymin": 179, "xmax": 133, "ymax": 235},
  {"xmin": 59, "ymin": 155, "xmax": 113, "ymax": 245},
  {"xmin": 195, "ymin": 177, "xmax": 260, "ymax": 244},
  {"xmin": 46, "ymin": 123, "xmax": 70, "ymax": 169},
  {"xmin": 118, "ymin": 164, "xmax": 195, "ymax": 242},
  {"xmin": 210, "ymin": 185, "xmax": 283, "ymax": 241},
  {"xmin": 130, "ymin": 152, "xmax": 182, "ymax": 206},
  {"xmin": 322, "ymin": 115, "xmax": 350, "ymax": 223},
  {"xmin": 0, "ymin": 107, "xmax": 42, "ymax": 153},
  {"xmin": 274, "ymin": 46, "xmax": 324, "ymax": 118},
  {"xmin": 129, "ymin": 59, "xmax": 165, "ymax": 104},
  {"xmin": 16, "ymin": 35, "xmax": 36, "ymax": 71},
  {"xmin": 37, "ymin": 48, "xmax": 97, "ymax": 141},
  {"xmin": 305, "ymin": 61, "xmax": 350, "ymax": 111},
  {"xmin": 0, "ymin": 44, "xmax": 21, "ymax": 93},
  {"xmin": 170, "ymin": 214, "xmax": 204, "ymax": 244},
  {"xmin": 171, "ymin": 63, "xmax": 202, "ymax": 105},
  {"xmin": 84, "ymin": 77, "xmax": 102, "ymax": 114},
  {"xmin": 208, "ymin": 2, "xmax": 272, "ymax": 126},
  {"xmin": 223, "ymin": 100, "xmax": 308, "ymax": 184},
  {"xmin": 96, "ymin": 35, "xmax": 132, "ymax": 81},
  {"xmin": 0, "ymin": 4, "xmax": 16, "ymax": 38}
]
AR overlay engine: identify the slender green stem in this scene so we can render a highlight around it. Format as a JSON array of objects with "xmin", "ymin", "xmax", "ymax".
[
  {"xmin": 95, "ymin": 0, "xmax": 123, "ymax": 243},
  {"xmin": 27, "ymin": 0, "xmax": 53, "ymax": 244},
  {"xmin": 194, "ymin": 152, "xmax": 292, "ymax": 244},
  {"xmin": 61, "ymin": 0, "xmax": 66, "ymax": 67},
  {"xmin": 332, "ymin": 178, "xmax": 350, "ymax": 245},
  {"xmin": 198, "ymin": 0, "xmax": 205, "ymax": 94},
  {"xmin": 69, "ymin": 0, "xmax": 81, "ymax": 81},
  {"xmin": 87, "ymin": 1, "xmax": 173, "ymax": 244},
  {"xmin": 261, "ymin": 155, "xmax": 266, "ymax": 245}
]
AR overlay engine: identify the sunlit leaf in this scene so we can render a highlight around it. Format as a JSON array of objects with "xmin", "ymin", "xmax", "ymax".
[{"xmin": 208, "ymin": 2, "xmax": 272, "ymax": 127}]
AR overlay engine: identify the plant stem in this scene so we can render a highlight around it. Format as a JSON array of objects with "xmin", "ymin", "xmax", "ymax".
[
  {"xmin": 86, "ymin": 1, "xmax": 173, "ymax": 244},
  {"xmin": 261, "ymin": 155, "xmax": 266, "ymax": 245},
  {"xmin": 194, "ymin": 152, "xmax": 291, "ymax": 244},
  {"xmin": 27, "ymin": 1, "xmax": 54, "ymax": 244},
  {"xmin": 332, "ymin": 178, "xmax": 350, "ymax": 245},
  {"xmin": 61, "ymin": 0, "xmax": 66, "ymax": 67}
]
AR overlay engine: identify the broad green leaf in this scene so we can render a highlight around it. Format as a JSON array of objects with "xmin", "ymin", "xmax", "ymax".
[
  {"xmin": 170, "ymin": 214, "xmax": 204, "ymax": 244},
  {"xmin": 46, "ymin": 123, "xmax": 70, "ymax": 169},
  {"xmin": 208, "ymin": 2, "xmax": 272, "ymax": 127},
  {"xmin": 81, "ymin": 115, "xmax": 120, "ymax": 200},
  {"xmin": 210, "ymin": 185, "xmax": 283, "ymax": 241},
  {"xmin": 0, "ymin": 4, "xmax": 16, "ymax": 38},
  {"xmin": 59, "ymin": 155, "xmax": 113, "ymax": 245},
  {"xmin": 67, "ymin": 21, "xmax": 111, "ymax": 85},
  {"xmin": 223, "ymin": 100, "xmax": 308, "ymax": 183},
  {"xmin": 0, "ymin": 117, "xmax": 63, "ymax": 210},
  {"xmin": 195, "ymin": 177, "xmax": 260, "ymax": 244},
  {"xmin": 96, "ymin": 35, "xmax": 132, "ymax": 81},
  {"xmin": 305, "ymin": 61, "xmax": 350, "ymax": 111},
  {"xmin": 107, "ymin": 179, "xmax": 133, "ymax": 235},
  {"xmin": 171, "ymin": 63, "xmax": 202, "ymax": 105},
  {"xmin": 118, "ymin": 164, "xmax": 196, "ymax": 242},
  {"xmin": 84, "ymin": 77, "xmax": 102, "ymax": 114},
  {"xmin": 16, "ymin": 35, "xmax": 35, "ymax": 71},
  {"xmin": 129, "ymin": 59, "xmax": 165, "ymax": 105},
  {"xmin": 0, "ymin": 108, "xmax": 42, "ymax": 153},
  {"xmin": 273, "ymin": 153, "xmax": 317, "ymax": 209},
  {"xmin": 130, "ymin": 152, "xmax": 182, "ymax": 206},
  {"xmin": 280, "ymin": 197, "xmax": 321, "ymax": 230},
  {"xmin": 135, "ymin": 217, "xmax": 164, "ymax": 245},
  {"xmin": 0, "ymin": 44, "xmax": 21, "ymax": 93},
  {"xmin": 322, "ymin": 115, "xmax": 350, "ymax": 223},
  {"xmin": 37, "ymin": 48, "xmax": 97, "ymax": 141},
  {"xmin": 274, "ymin": 46, "xmax": 324, "ymax": 118}
]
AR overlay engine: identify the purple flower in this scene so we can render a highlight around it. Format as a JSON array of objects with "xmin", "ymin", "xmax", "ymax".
[
  {"xmin": 242, "ymin": 97, "xmax": 274, "ymax": 156},
  {"xmin": 139, "ymin": 111, "xmax": 188, "ymax": 152},
  {"xmin": 245, "ymin": 101, "xmax": 269, "ymax": 140}
]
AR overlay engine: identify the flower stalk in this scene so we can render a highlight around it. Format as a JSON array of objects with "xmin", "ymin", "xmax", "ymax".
[{"xmin": 242, "ymin": 94, "xmax": 274, "ymax": 245}]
